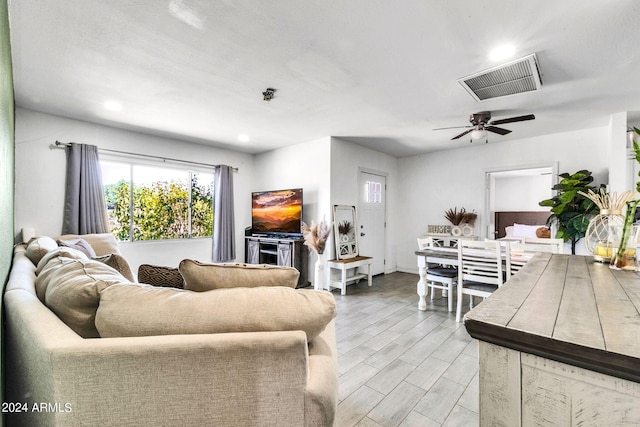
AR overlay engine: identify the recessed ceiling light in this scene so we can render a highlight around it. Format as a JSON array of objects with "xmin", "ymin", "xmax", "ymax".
[
  {"xmin": 104, "ymin": 100, "xmax": 123, "ymax": 112},
  {"xmin": 489, "ymin": 44, "xmax": 516, "ymax": 62},
  {"xmin": 237, "ymin": 134, "xmax": 250, "ymax": 143}
]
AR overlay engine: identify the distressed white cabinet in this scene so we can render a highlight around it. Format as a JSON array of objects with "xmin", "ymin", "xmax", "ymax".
[{"xmin": 466, "ymin": 253, "xmax": 640, "ymax": 426}]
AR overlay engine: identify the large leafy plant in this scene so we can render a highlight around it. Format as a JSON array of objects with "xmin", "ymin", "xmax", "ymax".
[
  {"xmin": 539, "ymin": 170, "xmax": 602, "ymax": 254},
  {"xmin": 632, "ymin": 127, "xmax": 640, "ymax": 192}
]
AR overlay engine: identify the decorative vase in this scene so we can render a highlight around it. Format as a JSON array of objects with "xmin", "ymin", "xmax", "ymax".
[
  {"xmin": 451, "ymin": 226, "xmax": 462, "ymax": 237},
  {"xmin": 609, "ymin": 225, "xmax": 639, "ymax": 271},
  {"xmin": 314, "ymin": 252, "xmax": 328, "ymax": 290},
  {"xmin": 610, "ymin": 199, "xmax": 640, "ymax": 271},
  {"xmin": 461, "ymin": 224, "xmax": 473, "ymax": 237},
  {"xmin": 586, "ymin": 209, "xmax": 624, "ymax": 262}
]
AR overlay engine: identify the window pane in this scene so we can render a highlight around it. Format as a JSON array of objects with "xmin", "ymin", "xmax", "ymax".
[
  {"xmin": 102, "ymin": 162, "xmax": 131, "ymax": 241},
  {"xmin": 365, "ymin": 180, "xmax": 382, "ymax": 204},
  {"xmin": 191, "ymin": 172, "xmax": 214, "ymax": 237},
  {"xmin": 132, "ymin": 165, "xmax": 190, "ymax": 241}
]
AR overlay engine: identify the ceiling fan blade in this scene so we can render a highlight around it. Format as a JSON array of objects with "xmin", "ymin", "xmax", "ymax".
[
  {"xmin": 489, "ymin": 114, "xmax": 535, "ymax": 125},
  {"xmin": 451, "ymin": 129, "xmax": 473, "ymax": 140},
  {"xmin": 485, "ymin": 126, "xmax": 512, "ymax": 135},
  {"xmin": 433, "ymin": 125, "xmax": 472, "ymax": 131}
]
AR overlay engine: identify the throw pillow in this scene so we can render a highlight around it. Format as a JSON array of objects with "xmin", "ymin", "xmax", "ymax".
[
  {"xmin": 25, "ymin": 236, "xmax": 59, "ymax": 265},
  {"xmin": 536, "ymin": 227, "xmax": 551, "ymax": 238},
  {"xmin": 513, "ymin": 223, "xmax": 545, "ymax": 238},
  {"xmin": 179, "ymin": 259, "xmax": 299, "ymax": 291},
  {"xmin": 58, "ymin": 233, "xmax": 121, "ymax": 256},
  {"xmin": 93, "ymin": 253, "xmax": 135, "ymax": 282},
  {"xmin": 34, "ymin": 247, "xmax": 90, "ymax": 301},
  {"xmin": 58, "ymin": 238, "xmax": 97, "ymax": 258},
  {"xmin": 96, "ymin": 284, "xmax": 336, "ymax": 340},
  {"xmin": 137, "ymin": 264, "xmax": 184, "ymax": 288},
  {"xmin": 43, "ymin": 258, "xmax": 129, "ymax": 338}
]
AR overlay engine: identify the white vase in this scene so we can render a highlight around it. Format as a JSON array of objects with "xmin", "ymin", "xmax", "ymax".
[{"xmin": 314, "ymin": 252, "xmax": 327, "ymax": 291}]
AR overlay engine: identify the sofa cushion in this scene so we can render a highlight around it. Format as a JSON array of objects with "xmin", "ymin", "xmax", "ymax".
[
  {"xmin": 58, "ymin": 237, "xmax": 97, "ymax": 258},
  {"xmin": 35, "ymin": 247, "xmax": 90, "ymax": 301},
  {"xmin": 58, "ymin": 233, "xmax": 121, "ymax": 256},
  {"xmin": 179, "ymin": 259, "xmax": 299, "ymax": 291},
  {"xmin": 43, "ymin": 258, "xmax": 128, "ymax": 338},
  {"xmin": 25, "ymin": 236, "xmax": 59, "ymax": 265},
  {"xmin": 96, "ymin": 284, "xmax": 336, "ymax": 340},
  {"xmin": 93, "ymin": 253, "xmax": 135, "ymax": 282},
  {"xmin": 138, "ymin": 264, "xmax": 184, "ymax": 288}
]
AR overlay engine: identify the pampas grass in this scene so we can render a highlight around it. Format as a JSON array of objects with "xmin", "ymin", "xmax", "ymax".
[
  {"xmin": 302, "ymin": 219, "xmax": 332, "ymax": 255},
  {"xmin": 444, "ymin": 207, "xmax": 477, "ymax": 226}
]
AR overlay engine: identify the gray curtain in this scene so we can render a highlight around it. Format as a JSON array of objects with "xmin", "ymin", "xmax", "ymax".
[
  {"xmin": 62, "ymin": 143, "xmax": 108, "ymax": 235},
  {"xmin": 212, "ymin": 165, "xmax": 235, "ymax": 262}
]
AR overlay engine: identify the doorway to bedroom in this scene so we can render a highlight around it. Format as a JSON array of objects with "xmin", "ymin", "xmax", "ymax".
[{"xmin": 485, "ymin": 164, "xmax": 557, "ymax": 239}]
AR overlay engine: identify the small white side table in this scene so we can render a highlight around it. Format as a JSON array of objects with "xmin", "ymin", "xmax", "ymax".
[{"xmin": 327, "ymin": 256, "xmax": 373, "ymax": 295}]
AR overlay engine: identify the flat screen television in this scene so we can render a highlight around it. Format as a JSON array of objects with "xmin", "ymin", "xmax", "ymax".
[{"xmin": 251, "ymin": 188, "xmax": 303, "ymax": 236}]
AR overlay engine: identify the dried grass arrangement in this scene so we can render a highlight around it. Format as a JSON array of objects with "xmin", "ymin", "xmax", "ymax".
[
  {"xmin": 338, "ymin": 221, "xmax": 352, "ymax": 235},
  {"xmin": 302, "ymin": 220, "xmax": 332, "ymax": 255},
  {"xmin": 578, "ymin": 189, "xmax": 637, "ymax": 212},
  {"xmin": 444, "ymin": 207, "xmax": 477, "ymax": 226}
]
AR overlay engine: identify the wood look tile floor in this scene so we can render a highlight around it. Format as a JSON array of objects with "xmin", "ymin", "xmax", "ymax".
[{"xmin": 332, "ymin": 272, "xmax": 479, "ymax": 427}]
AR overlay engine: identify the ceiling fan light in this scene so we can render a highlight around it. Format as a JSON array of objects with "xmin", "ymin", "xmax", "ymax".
[{"xmin": 470, "ymin": 129, "xmax": 487, "ymax": 140}]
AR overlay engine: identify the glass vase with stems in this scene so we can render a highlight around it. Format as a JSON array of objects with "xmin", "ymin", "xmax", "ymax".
[{"xmin": 610, "ymin": 199, "xmax": 640, "ymax": 271}]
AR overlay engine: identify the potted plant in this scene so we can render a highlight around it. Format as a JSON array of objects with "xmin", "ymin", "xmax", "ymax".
[{"xmin": 539, "ymin": 170, "xmax": 603, "ymax": 254}]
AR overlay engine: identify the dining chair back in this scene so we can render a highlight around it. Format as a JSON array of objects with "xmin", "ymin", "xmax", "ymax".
[
  {"xmin": 456, "ymin": 239, "xmax": 504, "ymax": 322},
  {"xmin": 416, "ymin": 237, "xmax": 458, "ymax": 312},
  {"xmin": 523, "ymin": 237, "xmax": 564, "ymax": 254},
  {"xmin": 507, "ymin": 241, "xmax": 560, "ymax": 276}
]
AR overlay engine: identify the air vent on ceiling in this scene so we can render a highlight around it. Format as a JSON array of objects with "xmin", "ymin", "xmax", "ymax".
[{"xmin": 458, "ymin": 53, "xmax": 543, "ymax": 101}]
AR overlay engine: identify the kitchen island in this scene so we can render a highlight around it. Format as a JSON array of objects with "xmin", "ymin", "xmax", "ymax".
[{"xmin": 464, "ymin": 252, "xmax": 640, "ymax": 426}]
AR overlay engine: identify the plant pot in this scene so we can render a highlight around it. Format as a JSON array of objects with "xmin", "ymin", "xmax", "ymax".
[{"xmin": 609, "ymin": 225, "xmax": 640, "ymax": 271}]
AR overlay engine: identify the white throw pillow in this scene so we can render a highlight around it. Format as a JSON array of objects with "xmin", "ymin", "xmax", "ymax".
[{"xmin": 513, "ymin": 223, "xmax": 546, "ymax": 238}]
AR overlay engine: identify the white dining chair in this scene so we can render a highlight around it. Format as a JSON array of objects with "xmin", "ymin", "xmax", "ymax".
[
  {"xmin": 507, "ymin": 241, "xmax": 559, "ymax": 276},
  {"xmin": 456, "ymin": 239, "xmax": 504, "ymax": 322},
  {"xmin": 523, "ymin": 237, "xmax": 564, "ymax": 254},
  {"xmin": 417, "ymin": 237, "xmax": 458, "ymax": 312}
]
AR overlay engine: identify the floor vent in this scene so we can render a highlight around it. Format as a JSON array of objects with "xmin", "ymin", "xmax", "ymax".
[{"xmin": 458, "ymin": 53, "xmax": 543, "ymax": 101}]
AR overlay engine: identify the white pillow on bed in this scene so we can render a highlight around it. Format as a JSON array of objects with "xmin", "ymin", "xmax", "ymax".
[
  {"xmin": 505, "ymin": 226, "xmax": 515, "ymax": 237},
  {"xmin": 513, "ymin": 223, "xmax": 546, "ymax": 238}
]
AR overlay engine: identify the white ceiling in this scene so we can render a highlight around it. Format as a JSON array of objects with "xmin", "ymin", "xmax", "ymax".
[{"xmin": 8, "ymin": 0, "xmax": 640, "ymax": 158}]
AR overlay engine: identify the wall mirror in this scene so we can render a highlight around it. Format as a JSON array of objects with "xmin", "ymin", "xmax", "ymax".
[{"xmin": 333, "ymin": 205, "xmax": 358, "ymax": 259}]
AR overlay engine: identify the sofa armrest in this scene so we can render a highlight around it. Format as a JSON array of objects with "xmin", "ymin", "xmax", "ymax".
[
  {"xmin": 7, "ymin": 325, "xmax": 310, "ymax": 427},
  {"xmin": 305, "ymin": 320, "xmax": 338, "ymax": 427}
]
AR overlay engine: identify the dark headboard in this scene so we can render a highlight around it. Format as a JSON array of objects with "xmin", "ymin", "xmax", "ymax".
[{"xmin": 494, "ymin": 211, "xmax": 550, "ymax": 238}]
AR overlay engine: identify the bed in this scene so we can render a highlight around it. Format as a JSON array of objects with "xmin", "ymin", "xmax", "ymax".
[{"xmin": 494, "ymin": 211, "xmax": 551, "ymax": 239}]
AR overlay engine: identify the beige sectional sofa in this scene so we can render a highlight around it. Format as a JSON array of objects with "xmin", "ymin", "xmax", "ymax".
[{"xmin": 4, "ymin": 234, "xmax": 338, "ymax": 426}]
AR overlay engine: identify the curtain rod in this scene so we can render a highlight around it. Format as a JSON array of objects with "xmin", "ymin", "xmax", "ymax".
[{"xmin": 54, "ymin": 141, "xmax": 238, "ymax": 172}]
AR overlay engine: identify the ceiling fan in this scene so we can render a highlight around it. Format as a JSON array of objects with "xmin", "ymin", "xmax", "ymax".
[{"xmin": 434, "ymin": 111, "xmax": 535, "ymax": 141}]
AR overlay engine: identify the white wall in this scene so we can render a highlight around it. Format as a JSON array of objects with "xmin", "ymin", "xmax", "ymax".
[
  {"xmin": 253, "ymin": 137, "xmax": 331, "ymax": 280},
  {"xmin": 14, "ymin": 108, "xmax": 255, "ymax": 273},
  {"xmin": 494, "ymin": 174, "xmax": 552, "ymax": 211},
  {"xmin": 330, "ymin": 137, "xmax": 399, "ymax": 272},
  {"xmin": 396, "ymin": 127, "xmax": 610, "ymax": 273}
]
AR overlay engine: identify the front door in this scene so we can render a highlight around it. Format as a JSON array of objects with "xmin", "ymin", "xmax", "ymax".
[{"xmin": 358, "ymin": 171, "xmax": 386, "ymax": 275}]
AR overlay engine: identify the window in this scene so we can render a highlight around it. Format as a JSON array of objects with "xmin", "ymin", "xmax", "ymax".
[
  {"xmin": 101, "ymin": 161, "xmax": 214, "ymax": 241},
  {"xmin": 365, "ymin": 180, "xmax": 382, "ymax": 204}
]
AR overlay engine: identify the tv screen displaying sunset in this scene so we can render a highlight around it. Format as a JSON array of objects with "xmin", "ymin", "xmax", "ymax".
[{"xmin": 251, "ymin": 188, "xmax": 302, "ymax": 234}]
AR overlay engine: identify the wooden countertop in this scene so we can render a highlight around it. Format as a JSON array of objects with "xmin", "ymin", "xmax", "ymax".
[{"xmin": 464, "ymin": 253, "xmax": 640, "ymax": 383}]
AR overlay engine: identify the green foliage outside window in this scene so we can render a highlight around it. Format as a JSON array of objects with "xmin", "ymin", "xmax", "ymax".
[{"xmin": 104, "ymin": 173, "xmax": 213, "ymax": 241}]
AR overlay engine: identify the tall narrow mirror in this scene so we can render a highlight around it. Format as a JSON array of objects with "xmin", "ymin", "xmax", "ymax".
[{"xmin": 333, "ymin": 205, "xmax": 358, "ymax": 259}]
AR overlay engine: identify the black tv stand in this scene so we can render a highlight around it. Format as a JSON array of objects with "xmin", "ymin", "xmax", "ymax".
[{"xmin": 245, "ymin": 235, "xmax": 309, "ymax": 288}]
